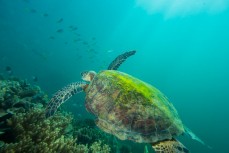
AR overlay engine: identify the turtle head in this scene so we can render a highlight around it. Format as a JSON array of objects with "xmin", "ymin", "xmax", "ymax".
[{"xmin": 81, "ymin": 71, "xmax": 97, "ymax": 82}]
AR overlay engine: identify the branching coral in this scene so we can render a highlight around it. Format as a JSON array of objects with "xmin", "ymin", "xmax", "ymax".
[
  {"xmin": 0, "ymin": 109, "xmax": 114, "ymax": 153},
  {"xmin": 1, "ymin": 109, "xmax": 88, "ymax": 153},
  {"xmin": 89, "ymin": 141, "xmax": 110, "ymax": 153}
]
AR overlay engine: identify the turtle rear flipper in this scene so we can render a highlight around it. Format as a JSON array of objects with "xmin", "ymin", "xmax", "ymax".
[
  {"xmin": 107, "ymin": 50, "xmax": 136, "ymax": 70},
  {"xmin": 152, "ymin": 139, "xmax": 189, "ymax": 153},
  {"xmin": 45, "ymin": 81, "xmax": 86, "ymax": 117}
]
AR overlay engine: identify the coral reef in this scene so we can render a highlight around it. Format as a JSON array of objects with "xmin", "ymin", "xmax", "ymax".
[
  {"xmin": 0, "ymin": 108, "xmax": 113, "ymax": 153},
  {"xmin": 0, "ymin": 77, "xmax": 48, "ymax": 113},
  {"xmin": 1, "ymin": 109, "xmax": 88, "ymax": 153},
  {"xmin": 0, "ymin": 77, "xmax": 48, "ymax": 142}
]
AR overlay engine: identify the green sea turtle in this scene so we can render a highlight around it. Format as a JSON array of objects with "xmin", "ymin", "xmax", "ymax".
[{"xmin": 45, "ymin": 51, "xmax": 204, "ymax": 153}]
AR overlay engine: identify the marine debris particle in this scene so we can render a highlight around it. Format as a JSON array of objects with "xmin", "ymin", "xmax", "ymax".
[
  {"xmin": 107, "ymin": 50, "xmax": 113, "ymax": 53},
  {"xmin": 32, "ymin": 76, "xmax": 38, "ymax": 82}
]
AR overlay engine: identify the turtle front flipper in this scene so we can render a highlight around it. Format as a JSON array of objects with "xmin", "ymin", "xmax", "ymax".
[
  {"xmin": 45, "ymin": 82, "xmax": 87, "ymax": 117},
  {"xmin": 107, "ymin": 50, "xmax": 136, "ymax": 70},
  {"xmin": 152, "ymin": 139, "xmax": 189, "ymax": 153}
]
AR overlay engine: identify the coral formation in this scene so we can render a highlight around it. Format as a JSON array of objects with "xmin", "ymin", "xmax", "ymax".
[
  {"xmin": 73, "ymin": 118, "xmax": 120, "ymax": 152},
  {"xmin": 89, "ymin": 141, "xmax": 110, "ymax": 153},
  {"xmin": 0, "ymin": 77, "xmax": 48, "ymax": 142},
  {"xmin": 0, "ymin": 108, "xmax": 113, "ymax": 153},
  {"xmin": 1, "ymin": 109, "xmax": 88, "ymax": 153},
  {"xmin": 0, "ymin": 77, "xmax": 48, "ymax": 119}
]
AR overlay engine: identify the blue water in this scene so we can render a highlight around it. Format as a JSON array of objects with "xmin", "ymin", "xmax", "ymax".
[{"xmin": 1, "ymin": 0, "xmax": 229, "ymax": 152}]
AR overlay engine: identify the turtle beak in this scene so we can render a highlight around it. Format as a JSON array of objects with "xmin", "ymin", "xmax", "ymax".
[{"xmin": 81, "ymin": 71, "xmax": 90, "ymax": 81}]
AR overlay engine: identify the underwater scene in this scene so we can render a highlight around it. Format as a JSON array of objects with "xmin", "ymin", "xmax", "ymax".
[{"xmin": 0, "ymin": 0, "xmax": 229, "ymax": 153}]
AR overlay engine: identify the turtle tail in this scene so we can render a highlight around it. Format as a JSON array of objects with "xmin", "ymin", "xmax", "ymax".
[{"xmin": 45, "ymin": 81, "xmax": 86, "ymax": 118}]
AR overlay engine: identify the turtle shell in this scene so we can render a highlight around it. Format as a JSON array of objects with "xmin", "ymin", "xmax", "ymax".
[{"xmin": 85, "ymin": 70, "xmax": 184, "ymax": 143}]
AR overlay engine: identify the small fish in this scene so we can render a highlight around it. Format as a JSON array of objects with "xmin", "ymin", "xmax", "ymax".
[
  {"xmin": 30, "ymin": 9, "xmax": 37, "ymax": 13},
  {"xmin": 82, "ymin": 41, "xmax": 88, "ymax": 45},
  {"xmin": 69, "ymin": 26, "xmax": 78, "ymax": 31},
  {"xmin": 32, "ymin": 76, "xmax": 38, "ymax": 82},
  {"xmin": 43, "ymin": 13, "xmax": 48, "ymax": 17},
  {"xmin": 56, "ymin": 29, "xmax": 63, "ymax": 33},
  {"xmin": 71, "ymin": 27, "xmax": 78, "ymax": 31},
  {"xmin": 74, "ymin": 33, "xmax": 81, "ymax": 36},
  {"xmin": 49, "ymin": 36, "xmax": 55, "ymax": 39},
  {"xmin": 57, "ymin": 18, "xmax": 63, "ymax": 23},
  {"xmin": 5, "ymin": 66, "xmax": 11, "ymax": 71},
  {"xmin": 5, "ymin": 66, "xmax": 13, "ymax": 75}
]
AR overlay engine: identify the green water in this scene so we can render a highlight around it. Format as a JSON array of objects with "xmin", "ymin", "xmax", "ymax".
[{"xmin": 0, "ymin": 0, "xmax": 229, "ymax": 152}]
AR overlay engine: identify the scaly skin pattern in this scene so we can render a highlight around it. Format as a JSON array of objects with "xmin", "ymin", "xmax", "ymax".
[{"xmin": 85, "ymin": 70, "xmax": 184, "ymax": 143}]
